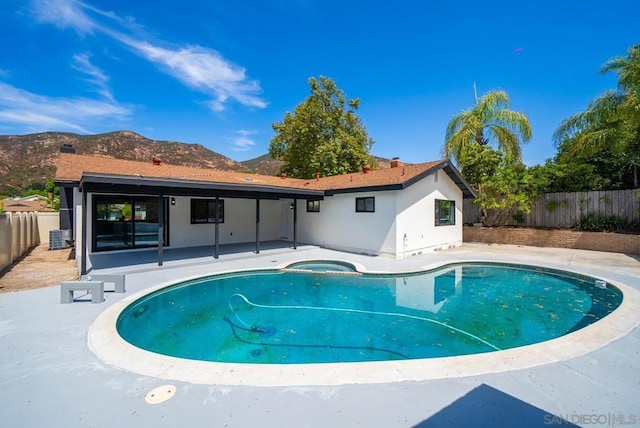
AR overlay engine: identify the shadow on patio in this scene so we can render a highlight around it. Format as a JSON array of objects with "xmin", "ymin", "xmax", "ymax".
[{"xmin": 88, "ymin": 240, "xmax": 315, "ymax": 274}]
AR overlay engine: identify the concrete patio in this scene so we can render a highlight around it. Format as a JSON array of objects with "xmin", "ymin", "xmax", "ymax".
[{"xmin": 1, "ymin": 243, "xmax": 639, "ymax": 427}]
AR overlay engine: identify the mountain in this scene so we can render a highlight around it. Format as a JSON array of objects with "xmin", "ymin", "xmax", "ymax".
[
  {"xmin": 0, "ymin": 131, "xmax": 249, "ymax": 195},
  {"xmin": 240, "ymin": 153, "xmax": 285, "ymax": 176}
]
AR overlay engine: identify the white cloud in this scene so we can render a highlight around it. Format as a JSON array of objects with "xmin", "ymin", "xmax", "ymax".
[
  {"xmin": 0, "ymin": 82, "xmax": 132, "ymax": 133},
  {"xmin": 29, "ymin": 0, "xmax": 95, "ymax": 34},
  {"xmin": 29, "ymin": 0, "xmax": 267, "ymax": 112},
  {"xmin": 72, "ymin": 53, "xmax": 114, "ymax": 101},
  {"xmin": 231, "ymin": 130, "xmax": 257, "ymax": 152},
  {"xmin": 118, "ymin": 38, "xmax": 267, "ymax": 112}
]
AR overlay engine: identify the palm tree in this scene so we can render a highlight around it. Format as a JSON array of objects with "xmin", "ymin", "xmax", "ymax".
[
  {"xmin": 443, "ymin": 90, "xmax": 532, "ymax": 168},
  {"xmin": 554, "ymin": 44, "xmax": 640, "ymax": 187}
]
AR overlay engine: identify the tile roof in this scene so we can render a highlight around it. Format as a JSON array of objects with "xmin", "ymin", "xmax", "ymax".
[
  {"xmin": 55, "ymin": 153, "xmax": 455, "ymax": 193},
  {"xmin": 307, "ymin": 161, "xmax": 444, "ymax": 191},
  {"xmin": 1, "ymin": 199, "xmax": 53, "ymax": 212}
]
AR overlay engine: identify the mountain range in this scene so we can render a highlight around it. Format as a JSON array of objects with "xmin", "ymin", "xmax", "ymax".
[{"xmin": 0, "ymin": 131, "xmax": 391, "ymax": 195}]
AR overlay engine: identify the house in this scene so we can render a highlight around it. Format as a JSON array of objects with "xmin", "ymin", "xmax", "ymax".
[
  {"xmin": 55, "ymin": 150, "xmax": 475, "ymax": 274},
  {"xmin": 1, "ymin": 196, "xmax": 53, "ymax": 213}
]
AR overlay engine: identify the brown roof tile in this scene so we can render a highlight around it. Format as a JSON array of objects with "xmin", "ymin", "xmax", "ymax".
[
  {"xmin": 55, "ymin": 153, "xmax": 448, "ymax": 192},
  {"xmin": 1, "ymin": 199, "xmax": 52, "ymax": 212},
  {"xmin": 306, "ymin": 162, "xmax": 445, "ymax": 191}
]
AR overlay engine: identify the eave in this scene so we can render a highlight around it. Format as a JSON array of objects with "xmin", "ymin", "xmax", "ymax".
[{"xmin": 79, "ymin": 173, "xmax": 325, "ymax": 200}]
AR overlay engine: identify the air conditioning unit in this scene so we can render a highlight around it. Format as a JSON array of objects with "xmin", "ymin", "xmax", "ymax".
[{"xmin": 49, "ymin": 230, "xmax": 71, "ymax": 250}]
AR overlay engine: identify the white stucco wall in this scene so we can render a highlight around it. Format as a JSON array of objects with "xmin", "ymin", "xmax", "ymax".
[
  {"xmin": 297, "ymin": 169, "xmax": 464, "ymax": 259},
  {"xmin": 394, "ymin": 169, "xmax": 463, "ymax": 257},
  {"xmin": 168, "ymin": 197, "xmax": 282, "ymax": 248},
  {"xmin": 297, "ymin": 191, "xmax": 397, "ymax": 257}
]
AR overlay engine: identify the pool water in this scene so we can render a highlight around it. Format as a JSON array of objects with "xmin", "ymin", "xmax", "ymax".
[
  {"xmin": 116, "ymin": 263, "xmax": 622, "ymax": 364},
  {"xmin": 285, "ymin": 260, "xmax": 357, "ymax": 273}
]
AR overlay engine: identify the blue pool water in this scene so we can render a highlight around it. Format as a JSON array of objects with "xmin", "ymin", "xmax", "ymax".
[
  {"xmin": 116, "ymin": 263, "xmax": 622, "ymax": 364},
  {"xmin": 285, "ymin": 260, "xmax": 357, "ymax": 272}
]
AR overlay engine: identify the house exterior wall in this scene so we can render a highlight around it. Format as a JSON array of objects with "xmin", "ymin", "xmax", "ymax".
[
  {"xmin": 297, "ymin": 169, "xmax": 464, "ymax": 259},
  {"xmin": 297, "ymin": 191, "xmax": 398, "ymax": 257},
  {"xmin": 394, "ymin": 170, "xmax": 463, "ymax": 258},
  {"xmin": 168, "ymin": 197, "xmax": 282, "ymax": 248},
  {"xmin": 73, "ymin": 187, "xmax": 83, "ymax": 268}
]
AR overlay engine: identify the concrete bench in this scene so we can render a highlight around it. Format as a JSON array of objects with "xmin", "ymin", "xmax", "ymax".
[
  {"xmin": 61, "ymin": 280, "xmax": 105, "ymax": 304},
  {"xmin": 85, "ymin": 274, "xmax": 126, "ymax": 293}
]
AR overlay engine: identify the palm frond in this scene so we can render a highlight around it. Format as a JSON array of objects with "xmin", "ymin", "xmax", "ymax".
[
  {"xmin": 553, "ymin": 91, "xmax": 624, "ymax": 146},
  {"xmin": 485, "ymin": 125, "xmax": 522, "ymax": 161},
  {"xmin": 490, "ymin": 110, "xmax": 532, "ymax": 142},
  {"xmin": 443, "ymin": 120, "xmax": 477, "ymax": 163},
  {"xmin": 601, "ymin": 44, "xmax": 640, "ymax": 91}
]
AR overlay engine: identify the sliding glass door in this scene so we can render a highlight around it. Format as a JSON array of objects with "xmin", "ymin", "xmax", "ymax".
[{"xmin": 93, "ymin": 196, "xmax": 168, "ymax": 252}]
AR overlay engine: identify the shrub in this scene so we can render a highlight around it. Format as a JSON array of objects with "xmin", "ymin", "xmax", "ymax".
[
  {"xmin": 573, "ymin": 214, "xmax": 628, "ymax": 232},
  {"xmin": 512, "ymin": 212, "xmax": 526, "ymax": 224}
]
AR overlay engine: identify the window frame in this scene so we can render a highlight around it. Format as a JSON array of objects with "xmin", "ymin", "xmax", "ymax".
[
  {"xmin": 355, "ymin": 196, "xmax": 375, "ymax": 213},
  {"xmin": 92, "ymin": 195, "xmax": 169, "ymax": 252},
  {"xmin": 306, "ymin": 200, "xmax": 320, "ymax": 212},
  {"xmin": 190, "ymin": 199, "xmax": 225, "ymax": 224},
  {"xmin": 435, "ymin": 199, "xmax": 456, "ymax": 226}
]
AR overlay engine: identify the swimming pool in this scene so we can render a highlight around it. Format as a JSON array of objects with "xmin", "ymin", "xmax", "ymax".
[{"xmin": 115, "ymin": 262, "xmax": 622, "ymax": 365}]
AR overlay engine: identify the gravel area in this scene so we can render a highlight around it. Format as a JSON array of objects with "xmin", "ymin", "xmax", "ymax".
[{"xmin": 0, "ymin": 243, "xmax": 77, "ymax": 293}]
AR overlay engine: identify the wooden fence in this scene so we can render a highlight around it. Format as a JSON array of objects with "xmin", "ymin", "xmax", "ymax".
[{"xmin": 463, "ymin": 189, "xmax": 640, "ymax": 228}]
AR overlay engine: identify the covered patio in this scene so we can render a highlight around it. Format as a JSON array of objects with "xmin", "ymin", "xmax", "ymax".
[{"xmin": 76, "ymin": 172, "xmax": 324, "ymax": 275}]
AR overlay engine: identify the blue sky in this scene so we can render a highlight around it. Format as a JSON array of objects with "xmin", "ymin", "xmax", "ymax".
[{"xmin": 1, "ymin": 0, "xmax": 638, "ymax": 166}]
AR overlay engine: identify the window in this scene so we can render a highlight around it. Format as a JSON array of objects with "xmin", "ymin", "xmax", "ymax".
[
  {"xmin": 435, "ymin": 199, "xmax": 455, "ymax": 226},
  {"xmin": 355, "ymin": 197, "xmax": 375, "ymax": 213},
  {"xmin": 306, "ymin": 200, "xmax": 320, "ymax": 212},
  {"xmin": 191, "ymin": 199, "xmax": 224, "ymax": 224},
  {"xmin": 93, "ymin": 196, "xmax": 168, "ymax": 252}
]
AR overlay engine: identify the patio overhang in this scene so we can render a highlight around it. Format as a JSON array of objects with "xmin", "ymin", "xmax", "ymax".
[{"xmin": 78, "ymin": 173, "xmax": 325, "ymax": 200}]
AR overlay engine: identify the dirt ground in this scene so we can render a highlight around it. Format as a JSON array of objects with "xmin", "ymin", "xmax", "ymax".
[{"xmin": 0, "ymin": 244, "xmax": 78, "ymax": 293}]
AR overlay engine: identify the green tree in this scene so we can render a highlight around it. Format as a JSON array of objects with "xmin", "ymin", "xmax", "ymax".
[
  {"xmin": 269, "ymin": 76, "xmax": 375, "ymax": 178},
  {"xmin": 44, "ymin": 178, "xmax": 59, "ymax": 197},
  {"xmin": 443, "ymin": 90, "xmax": 532, "ymax": 169},
  {"xmin": 554, "ymin": 44, "xmax": 640, "ymax": 188},
  {"xmin": 463, "ymin": 145, "xmax": 539, "ymax": 225}
]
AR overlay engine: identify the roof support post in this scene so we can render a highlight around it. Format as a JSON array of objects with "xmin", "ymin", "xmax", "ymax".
[
  {"xmin": 214, "ymin": 196, "xmax": 220, "ymax": 259},
  {"xmin": 255, "ymin": 198, "xmax": 260, "ymax": 254},
  {"xmin": 292, "ymin": 198, "xmax": 297, "ymax": 250},
  {"xmin": 80, "ymin": 189, "xmax": 87, "ymax": 276},
  {"xmin": 157, "ymin": 193, "xmax": 164, "ymax": 267}
]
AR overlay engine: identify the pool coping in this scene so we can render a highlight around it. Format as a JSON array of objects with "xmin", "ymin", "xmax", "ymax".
[{"xmin": 87, "ymin": 259, "xmax": 640, "ymax": 387}]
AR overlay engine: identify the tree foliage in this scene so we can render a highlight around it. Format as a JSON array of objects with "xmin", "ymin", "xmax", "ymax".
[
  {"xmin": 443, "ymin": 90, "xmax": 532, "ymax": 168},
  {"xmin": 269, "ymin": 76, "xmax": 375, "ymax": 178},
  {"xmin": 554, "ymin": 44, "xmax": 640, "ymax": 188},
  {"xmin": 463, "ymin": 145, "xmax": 540, "ymax": 225}
]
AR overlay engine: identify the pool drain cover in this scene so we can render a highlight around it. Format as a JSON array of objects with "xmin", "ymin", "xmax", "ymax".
[{"xmin": 145, "ymin": 385, "xmax": 176, "ymax": 404}]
